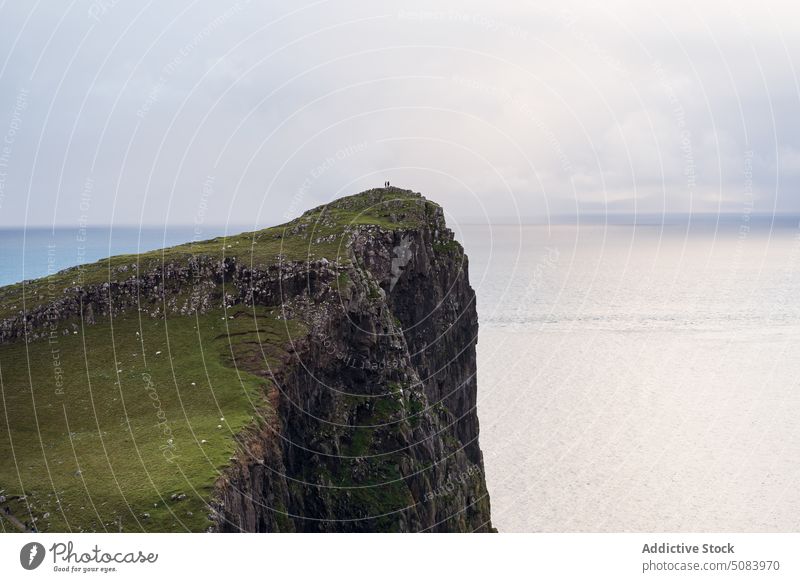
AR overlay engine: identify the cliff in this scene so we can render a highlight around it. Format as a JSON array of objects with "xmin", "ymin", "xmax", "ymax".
[{"xmin": 0, "ymin": 188, "xmax": 492, "ymax": 533}]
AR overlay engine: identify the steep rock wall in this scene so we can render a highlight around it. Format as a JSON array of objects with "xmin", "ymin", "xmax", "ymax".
[
  {"xmin": 0, "ymin": 189, "xmax": 493, "ymax": 532},
  {"xmin": 213, "ymin": 203, "xmax": 492, "ymax": 532}
]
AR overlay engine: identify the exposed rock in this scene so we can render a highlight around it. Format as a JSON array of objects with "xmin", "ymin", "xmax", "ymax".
[
  {"xmin": 0, "ymin": 188, "xmax": 493, "ymax": 532},
  {"xmin": 212, "ymin": 190, "xmax": 493, "ymax": 532}
]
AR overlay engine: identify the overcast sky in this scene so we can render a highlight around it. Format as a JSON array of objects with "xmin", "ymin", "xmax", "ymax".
[{"xmin": 0, "ymin": 0, "xmax": 799, "ymax": 229}]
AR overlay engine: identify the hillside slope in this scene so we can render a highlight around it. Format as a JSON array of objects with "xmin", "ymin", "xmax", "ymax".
[{"xmin": 0, "ymin": 188, "xmax": 493, "ymax": 532}]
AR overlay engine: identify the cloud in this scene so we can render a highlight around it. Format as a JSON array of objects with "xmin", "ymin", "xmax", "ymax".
[{"xmin": 0, "ymin": 0, "xmax": 799, "ymax": 228}]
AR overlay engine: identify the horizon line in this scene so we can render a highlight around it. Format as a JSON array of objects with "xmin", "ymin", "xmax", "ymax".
[{"xmin": 3, "ymin": 212, "xmax": 800, "ymax": 230}]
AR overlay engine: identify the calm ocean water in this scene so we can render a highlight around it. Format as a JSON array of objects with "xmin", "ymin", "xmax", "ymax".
[
  {"xmin": 2, "ymin": 221, "xmax": 799, "ymax": 532},
  {"xmin": 459, "ymin": 222, "xmax": 800, "ymax": 532}
]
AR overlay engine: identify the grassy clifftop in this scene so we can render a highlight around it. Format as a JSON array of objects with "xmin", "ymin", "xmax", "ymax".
[
  {"xmin": 0, "ymin": 187, "xmax": 438, "ymax": 532},
  {"xmin": 0, "ymin": 306, "xmax": 301, "ymax": 532},
  {"xmin": 0, "ymin": 188, "xmax": 433, "ymax": 323}
]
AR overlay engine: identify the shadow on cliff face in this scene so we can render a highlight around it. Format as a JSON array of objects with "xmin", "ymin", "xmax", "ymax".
[
  {"xmin": 213, "ymin": 189, "xmax": 493, "ymax": 532},
  {"xmin": 0, "ymin": 188, "xmax": 493, "ymax": 532}
]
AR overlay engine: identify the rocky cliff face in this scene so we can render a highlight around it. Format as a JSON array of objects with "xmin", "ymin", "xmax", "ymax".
[
  {"xmin": 214, "ymin": 190, "xmax": 492, "ymax": 532},
  {"xmin": 0, "ymin": 188, "xmax": 493, "ymax": 532}
]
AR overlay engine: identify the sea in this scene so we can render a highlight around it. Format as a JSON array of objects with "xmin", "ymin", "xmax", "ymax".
[
  {"xmin": 459, "ymin": 220, "xmax": 800, "ymax": 532},
  {"xmin": 2, "ymin": 220, "xmax": 799, "ymax": 532}
]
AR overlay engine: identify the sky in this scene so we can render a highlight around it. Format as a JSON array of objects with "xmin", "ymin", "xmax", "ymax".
[{"xmin": 0, "ymin": 0, "xmax": 799, "ymax": 229}]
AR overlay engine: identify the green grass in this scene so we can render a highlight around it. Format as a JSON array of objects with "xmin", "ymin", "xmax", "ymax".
[
  {"xmin": 0, "ymin": 187, "xmax": 437, "ymax": 532},
  {"xmin": 0, "ymin": 189, "xmax": 432, "ymax": 323},
  {"xmin": 0, "ymin": 305, "xmax": 303, "ymax": 532}
]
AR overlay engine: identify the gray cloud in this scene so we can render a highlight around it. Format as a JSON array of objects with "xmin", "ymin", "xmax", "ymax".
[{"xmin": 0, "ymin": 0, "xmax": 799, "ymax": 229}]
